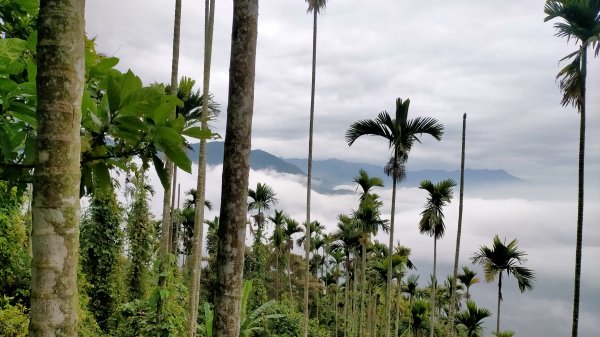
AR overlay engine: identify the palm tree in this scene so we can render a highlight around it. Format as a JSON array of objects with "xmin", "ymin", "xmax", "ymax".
[
  {"xmin": 354, "ymin": 169, "xmax": 384, "ymax": 202},
  {"xmin": 269, "ymin": 209, "xmax": 288, "ymax": 300},
  {"xmin": 454, "ymin": 301, "xmax": 492, "ymax": 337},
  {"xmin": 283, "ymin": 217, "xmax": 303, "ymax": 301},
  {"xmin": 329, "ymin": 247, "xmax": 345, "ymax": 336},
  {"xmin": 418, "ymin": 178, "xmax": 455, "ymax": 337},
  {"xmin": 458, "ymin": 266, "xmax": 479, "ymax": 301},
  {"xmin": 353, "ymin": 193, "xmax": 388, "ymax": 335},
  {"xmin": 212, "ymin": 0, "xmax": 258, "ymax": 335},
  {"xmin": 544, "ymin": 3, "xmax": 600, "ymax": 336},
  {"xmin": 448, "ymin": 112, "xmax": 467, "ymax": 337},
  {"xmin": 346, "ymin": 97, "xmax": 444, "ymax": 337},
  {"xmin": 31, "ymin": 1, "xmax": 84, "ymax": 335},
  {"xmin": 331, "ymin": 214, "xmax": 360, "ymax": 335},
  {"xmin": 471, "ymin": 235, "xmax": 535, "ymax": 337},
  {"xmin": 248, "ymin": 182, "xmax": 278, "ymax": 242},
  {"xmin": 303, "ymin": 0, "xmax": 328, "ymax": 334}
]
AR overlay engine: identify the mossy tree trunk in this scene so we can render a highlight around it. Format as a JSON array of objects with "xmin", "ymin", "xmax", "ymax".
[
  {"xmin": 212, "ymin": 0, "xmax": 258, "ymax": 335},
  {"xmin": 30, "ymin": 1, "xmax": 85, "ymax": 335}
]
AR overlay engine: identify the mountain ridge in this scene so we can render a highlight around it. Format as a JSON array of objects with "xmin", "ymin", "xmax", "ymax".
[{"xmin": 189, "ymin": 142, "xmax": 521, "ymax": 194}]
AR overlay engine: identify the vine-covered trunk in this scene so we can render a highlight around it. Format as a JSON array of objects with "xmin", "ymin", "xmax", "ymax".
[
  {"xmin": 571, "ymin": 45, "xmax": 586, "ymax": 337},
  {"xmin": 303, "ymin": 7, "xmax": 318, "ymax": 337},
  {"xmin": 447, "ymin": 113, "xmax": 467, "ymax": 336},
  {"xmin": 187, "ymin": 1, "xmax": 216, "ymax": 336},
  {"xmin": 158, "ymin": 0, "xmax": 182, "ymax": 324},
  {"xmin": 31, "ymin": 1, "xmax": 85, "ymax": 335},
  {"xmin": 212, "ymin": 0, "xmax": 258, "ymax": 335},
  {"xmin": 359, "ymin": 241, "xmax": 367, "ymax": 335}
]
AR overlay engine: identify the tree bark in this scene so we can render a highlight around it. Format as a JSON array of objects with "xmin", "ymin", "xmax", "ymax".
[
  {"xmin": 30, "ymin": 1, "xmax": 85, "ymax": 335},
  {"xmin": 187, "ymin": 1, "xmax": 216, "ymax": 336},
  {"xmin": 571, "ymin": 45, "xmax": 586, "ymax": 337},
  {"xmin": 212, "ymin": 0, "xmax": 258, "ymax": 335},
  {"xmin": 344, "ymin": 252, "xmax": 350, "ymax": 335},
  {"xmin": 303, "ymin": 6, "xmax": 318, "ymax": 337},
  {"xmin": 447, "ymin": 113, "xmax": 466, "ymax": 337}
]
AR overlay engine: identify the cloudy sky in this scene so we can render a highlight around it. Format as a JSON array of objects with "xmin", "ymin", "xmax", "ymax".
[{"xmin": 86, "ymin": 1, "xmax": 599, "ymax": 336}]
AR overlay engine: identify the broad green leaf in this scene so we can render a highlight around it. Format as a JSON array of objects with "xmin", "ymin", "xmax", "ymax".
[
  {"xmin": 152, "ymin": 154, "xmax": 169, "ymax": 189},
  {"xmin": 0, "ymin": 39, "xmax": 27, "ymax": 59},
  {"xmin": 0, "ymin": 78, "xmax": 18, "ymax": 93},
  {"xmin": 25, "ymin": 31, "xmax": 37, "ymax": 51},
  {"xmin": 25, "ymin": 58, "xmax": 36, "ymax": 82},
  {"xmin": 95, "ymin": 57, "xmax": 119, "ymax": 72},
  {"xmin": 182, "ymin": 126, "xmax": 212, "ymax": 139},
  {"xmin": 113, "ymin": 115, "xmax": 149, "ymax": 133},
  {"xmin": 163, "ymin": 143, "xmax": 191, "ymax": 173},
  {"xmin": 9, "ymin": 101, "xmax": 37, "ymax": 126},
  {"xmin": 106, "ymin": 72, "xmax": 122, "ymax": 112},
  {"xmin": 119, "ymin": 70, "xmax": 143, "ymax": 106}
]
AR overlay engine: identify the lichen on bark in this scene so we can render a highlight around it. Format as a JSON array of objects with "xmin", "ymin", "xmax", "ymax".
[{"xmin": 30, "ymin": 1, "xmax": 85, "ymax": 336}]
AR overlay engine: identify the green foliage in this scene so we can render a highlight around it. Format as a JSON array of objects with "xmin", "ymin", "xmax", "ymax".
[
  {"xmin": 0, "ymin": 0, "xmax": 38, "ymax": 39},
  {"xmin": 0, "ymin": 182, "xmax": 30, "ymax": 304},
  {"xmin": 0, "ymin": 23, "xmax": 212, "ymax": 194},
  {"xmin": 80, "ymin": 188, "xmax": 125, "ymax": 331},
  {"xmin": 126, "ymin": 172, "xmax": 155, "ymax": 300},
  {"xmin": 0, "ymin": 296, "xmax": 28, "ymax": 337}
]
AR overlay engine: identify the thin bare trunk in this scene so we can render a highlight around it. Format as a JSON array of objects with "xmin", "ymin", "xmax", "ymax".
[
  {"xmin": 187, "ymin": 1, "xmax": 216, "ymax": 336},
  {"xmin": 288, "ymin": 248, "xmax": 294, "ymax": 303},
  {"xmin": 30, "ymin": 2, "xmax": 84, "ymax": 335},
  {"xmin": 496, "ymin": 272, "xmax": 502, "ymax": 337},
  {"xmin": 303, "ymin": 7, "xmax": 318, "ymax": 337},
  {"xmin": 385, "ymin": 175, "xmax": 397, "ymax": 337},
  {"xmin": 447, "ymin": 113, "xmax": 466, "ymax": 336},
  {"xmin": 212, "ymin": 0, "xmax": 258, "ymax": 335},
  {"xmin": 430, "ymin": 238, "xmax": 437, "ymax": 337},
  {"xmin": 395, "ymin": 280, "xmax": 402, "ymax": 337},
  {"xmin": 359, "ymin": 241, "xmax": 366, "ymax": 335},
  {"xmin": 571, "ymin": 45, "xmax": 586, "ymax": 337},
  {"xmin": 158, "ymin": 0, "xmax": 182, "ymax": 323},
  {"xmin": 344, "ymin": 252, "xmax": 350, "ymax": 335}
]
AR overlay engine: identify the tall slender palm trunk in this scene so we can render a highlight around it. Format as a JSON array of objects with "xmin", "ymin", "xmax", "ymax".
[
  {"xmin": 447, "ymin": 113, "xmax": 467, "ymax": 336},
  {"xmin": 212, "ymin": 0, "xmax": 258, "ymax": 335},
  {"xmin": 303, "ymin": 7, "xmax": 318, "ymax": 337},
  {"xmin": 496, "ymin": 272, "xmax": 503, "ymax": 337},
  {"xmin": 30, "ymin": 1, "xmax": 84, "ymax": 335},
  {"xmin": 395, "ymin": 280, "xmax": 402, "ymax": 337},
  {"xmin": 430, "ymin": 238, "xmax": 437, "ymax": 337},
  {"xmin": 158, "ymin": 0, "xmax": 182, "ymax": 323},
  {"xmin": 385, "ymin": 174, "xmax": 398, "ymax": 337},
  {"xmin": 187, "ymin": 1, "xmax": 216, "ymax": 336},
  {"xmin": 572, "ymin": 45, "xmax": 586, "ymax": 337},
  {"xmin": 288, "ymin": 248, "xmax": 294, "ymax": 302},
  {"xmin": 344, "ymin": 252, "xmax": 350, "ymax": 335},
  {"xmin": 360, "ymin": 240, "xmax": 368, "ymax": 336}
]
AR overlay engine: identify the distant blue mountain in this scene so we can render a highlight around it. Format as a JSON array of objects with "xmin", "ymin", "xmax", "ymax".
[
  {"xmin": 189, "ymin": 142, "xmax": 521, "ymax": 194},
  {"xmin": 188, "ymin": 142, "xmax": 305, "ymax": 176}
]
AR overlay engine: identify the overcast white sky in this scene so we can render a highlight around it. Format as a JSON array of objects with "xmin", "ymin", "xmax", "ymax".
[{"xmin": 86, "ymin": 1, "xmax": 599, "ymax": 336}]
